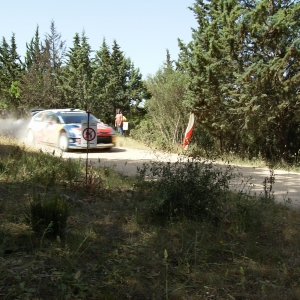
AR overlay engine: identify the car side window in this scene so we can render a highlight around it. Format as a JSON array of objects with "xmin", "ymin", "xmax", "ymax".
[
  {"xmin": 33, "ymin": 112, "xmax": 44, "ymax": 122},
  {"xmin": 43, "ymin": 112, "xmax": 60, "ymax": 124},
  {"xmin": 45, "ymin": 112, "xmax": 53, "ymax": 122},
  {"xmin": 53, "ymin": 115, "xmax": 60, "ymax": 124}
]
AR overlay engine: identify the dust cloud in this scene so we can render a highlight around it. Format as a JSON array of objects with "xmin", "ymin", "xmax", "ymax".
[{"xmin": 0, "ymin": 118, "xmax": 30, "ymax": 143}]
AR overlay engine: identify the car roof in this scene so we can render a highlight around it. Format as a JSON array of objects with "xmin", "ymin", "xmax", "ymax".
[{"xmin": 34, "ymin": 108, "xmax": 87, "ymax": 114}]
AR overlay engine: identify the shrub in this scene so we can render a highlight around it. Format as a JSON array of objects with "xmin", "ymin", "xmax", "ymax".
[
  {"xmin": 26, "ymin": 153, "xmax": 82, "ymax": 187},
  {"xmin": 134, "ymin": 158, "xmax": 237, "ymax": 223},
  {"xmin": 25, "ymin": 194, "xmax": 70, "ymax": 238}
]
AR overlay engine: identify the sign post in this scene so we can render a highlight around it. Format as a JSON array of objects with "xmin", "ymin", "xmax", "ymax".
[
  {"xmin": 81, "ymin": 122, "xmax": 97, "ymax": 147},
  {"xmin": 81, "ymin": 111, "xmax": 97, "ymax": 183}
]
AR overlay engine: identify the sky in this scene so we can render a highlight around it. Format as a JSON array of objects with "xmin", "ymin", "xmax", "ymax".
[{"xmin": 1, "ymin": 0, "xmax": 198, "ymax": 78}]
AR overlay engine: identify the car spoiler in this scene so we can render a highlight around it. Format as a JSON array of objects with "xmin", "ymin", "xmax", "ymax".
[{"xmin": 29, "ymin": 109, "xmax": 44, "ymax": 116}]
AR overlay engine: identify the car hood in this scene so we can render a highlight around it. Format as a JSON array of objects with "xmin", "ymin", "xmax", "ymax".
[{"xmin": 65, "ymin": 122, "xmax": 114, "ymax": 134}]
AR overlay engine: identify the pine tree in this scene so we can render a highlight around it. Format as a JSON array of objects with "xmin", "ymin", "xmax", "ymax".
[
  {"xmin": 91, "ymin": 39, "xmax": 147, "ymax": 125},
  {"xmin": 232, "ymin": 0, "xmax": 300, "ymax": 161},
  {"xmin": 44, "ymin": 20, "xmax": 66, "ymax": 107},
  {"xmin": 61, "ymin": 32, "xmax": 93, "ymax": 109},
  {"xmin": 0, "ymin": 34, "xmax": 23, "ymax": 112},
  {"xmin": 19, "ymin": 26, "xmax": 55, "ymax": 109},
  {"xmin": 90, "ymin": 39, "xmax": 113, "ymax": 121},
  {"xmin": 179, "ymin": 0, "xmax": 300, "ymax": 161}
]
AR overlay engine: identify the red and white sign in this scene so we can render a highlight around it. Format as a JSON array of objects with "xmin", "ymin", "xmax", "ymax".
[
  {"xmin": 182, "ymin": 112, "xmax": 195, "ymax": 150},
  {"xmin": 81, "ymin": 121, "xmax": 97, "ymax": 147}
]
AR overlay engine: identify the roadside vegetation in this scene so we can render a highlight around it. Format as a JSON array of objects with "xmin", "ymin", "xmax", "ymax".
[
  {"xmin": 1, "ymin": 1, "xmax": 300, "ymax": 298},
  {"xmin": 1, "ymin": 0, "xmax": 300, "ymax": 168},
  {"xmin": 1, "ymin": 135, "xmax": 300, "ymax": 300}
]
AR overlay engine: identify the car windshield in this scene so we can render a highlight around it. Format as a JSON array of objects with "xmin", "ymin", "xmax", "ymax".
[{"xmin": 60, "ymin": 113, "xmax": 98, "ymax": 124}]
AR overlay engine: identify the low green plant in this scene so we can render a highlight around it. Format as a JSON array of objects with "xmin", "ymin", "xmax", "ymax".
[
  {"xmin": 25, "ymin": 194, "xmax": 70, "ymax": 238},
  {"xmin": 134, "ymin": 158, "xmax": 238, "ymax": 223}
]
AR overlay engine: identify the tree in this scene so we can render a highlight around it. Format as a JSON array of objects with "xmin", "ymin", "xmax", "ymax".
[
  {"xmin": 232, "ymin": 0, "xmax": 300, "ymax": 161},
  {"xmin": 179, "ymin": 0, "xmax": 300, "ymax": 162},
  {"xmin": 60, "ymin": 31, "xmax": 93, "ymax": 109},
  {"xmin": 90, "ymin": 39, "xmax": 113, "ymax": 121},
  {"xmin": 19, "ymin": 26, "xmax": 55, "ymax": 110},
  {"xmin": 91, "ymin": 39, "xmax": 147, "ymax": 125},
  {"xmin": 44, "ymin": 20, "xmax": 66, "ymax": 106},
  {"xmin": 109, "ymin": 40, "xmax": 130, "ymax": 117},
  {"xmin": 0, "ymin": 34, "xmax": 23, "ymax": 112},
  {"xmin": 141, "ymin": 51, "xmax": 189, "ymax": 146}
]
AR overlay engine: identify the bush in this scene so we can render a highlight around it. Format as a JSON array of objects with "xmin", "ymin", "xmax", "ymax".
[
  {"xmin": 134, "ymin": 158, "xmax": 237, "ymax": 223},
  {"xmin": 25, "ymin": 194, "xmax": 70, "ymax": 238}
]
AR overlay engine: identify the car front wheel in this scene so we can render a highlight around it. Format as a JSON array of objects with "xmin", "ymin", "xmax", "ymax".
[{"xmin": 59, "ymin": 133, "xmax": 69, "ymax": 152}]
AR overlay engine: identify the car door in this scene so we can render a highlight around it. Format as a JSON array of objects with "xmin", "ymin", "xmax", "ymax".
[
  {"xmin": 43, "ymin": 111, "xmax": 59, "ymax": 144},
  {"xmin": 30, "ymin": 111, "xmax": 46, "ymax": 142}
]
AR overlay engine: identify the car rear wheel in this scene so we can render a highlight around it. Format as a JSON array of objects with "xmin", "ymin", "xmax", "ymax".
[
  {"xmin": 59, "ymin": 133, "xmax": 69, "ymax": 152},
  {"xmin": 27, "ymin": 130, "xmax": 35, "ymax": 144}
]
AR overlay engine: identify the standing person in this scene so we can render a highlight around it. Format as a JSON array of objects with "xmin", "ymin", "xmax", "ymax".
[{"xmin": 115, "ymin": 108, "xmax": 124, "ymax": 135}]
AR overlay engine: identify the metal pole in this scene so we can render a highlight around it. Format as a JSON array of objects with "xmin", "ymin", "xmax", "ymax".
[{"xmin": 85, "ymin": 110, "xmax": 91, "ymax": 183}]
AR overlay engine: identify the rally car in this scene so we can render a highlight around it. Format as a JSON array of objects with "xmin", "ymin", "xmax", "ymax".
[{"xmin": 27, "ymin": 108, "xmax": 116, "ymax": 151}]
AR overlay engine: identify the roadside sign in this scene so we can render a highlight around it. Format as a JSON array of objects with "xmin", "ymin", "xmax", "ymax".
[
  {"xmin": 123, "ymin": 122, "xmax": 128, "ymax": 131},
  {"xmin": 81, "ymin": 121, "xmax": 97, "ymax": 147}
]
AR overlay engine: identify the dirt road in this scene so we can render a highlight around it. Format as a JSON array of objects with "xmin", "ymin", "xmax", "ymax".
[
  {"xmin": 49, "ymin": 145, "xmax": 300, "ymax": 206},
  {"xmin": 2, "ymin": 117, "xmax": 299, "ymax": 205}
]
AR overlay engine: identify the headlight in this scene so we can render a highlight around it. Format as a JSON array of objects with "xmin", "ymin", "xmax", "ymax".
[
  {"xmin": 110, "ymin": 128, "xmax": 116, "ymax": 135},
  {"xmin": 69, "ymin": 127, "xmax": 81, "ymax": 137}
]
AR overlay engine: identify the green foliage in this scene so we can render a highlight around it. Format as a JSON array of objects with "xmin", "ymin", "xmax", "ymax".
[
  {"xmin": 1, "ymin": 137, "xmax": 300, "ymax": 299},
  {"xmin": 61, "ymin": 32, "xmax": 93, "ymax": 110},
  {"xmin": 0, "ymin": 34, "xmax": 23, "ymax": 111},
  {"xmin": 19, "ymin": 24, "xmax": 65, "ymax": 111},
  {"xmin": 130, "ymin": 114, "xmax": 172, "ymax": 149},
  {"xmin": 188, "ymin": 126, "xmax": 217, "ymax": 158},
  {"xmin": 25, "ymin": 194, "xmax": 69, "ymax": 238},
  {"xmin": 134, "ymin": 158, "xmax": 237, "ymax": 222},
  {"xmin": 179, "ymin": 0, "xmax": 300, "ymax": 163},
  {"xmin": 1, "ymin": 144, "xmax": 82, "ymax": 189},
  {"xmin": 131, "ymin": 58, "xmax": 190, "ymax": 149},
  {"xmin": 2, "ymin": 22, "xmax": 148, "ymax": 129},
  {"xmin": 90, "ymin": 39, "xmax": 147, "ymax": 126},
  {"xmin": 9, "ymin": 80, "xmax": 21, "ymax": 99},
  {"xmin": 230, "ymin": 192, "xmax": 276, "ymax": 234}
]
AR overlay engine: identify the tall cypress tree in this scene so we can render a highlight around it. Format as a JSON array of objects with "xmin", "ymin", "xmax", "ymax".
[
  {"xmin": 91, "ymin": 39, "xmax": 147, "ymax": 125},
  {"xmin": 232, "ymin": 0, "xmax": 300, "ymax": 161},
  {"xmin": 90, "ymin": 39, "xmax": 113, "ymax": 121},
  {"xmin": 110, "ymin": 40, "xmax": 129, "ymax": 116},
  {"xmin": 44, "ymin": 20, "xmax": 66, "ymax": 107},
  {"xmin": 180, "ymin": 0, "xmax": 300, "ymax": 161},
  {"xmin": 61, "ymin": 32, "xmax": 93, "ymax": 109}
]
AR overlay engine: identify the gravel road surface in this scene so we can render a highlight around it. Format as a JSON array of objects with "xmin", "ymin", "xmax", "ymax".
[{"xmin": 49, "ymin": 145, "xmax": 300, "ymax": 207}]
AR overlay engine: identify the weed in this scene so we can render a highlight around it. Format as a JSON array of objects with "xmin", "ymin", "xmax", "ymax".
[
  {"xmin": 1, "ymin": 135, "xmax": 300, "ymax": 299},
  {"xmin": 24, "ymin": 194, "xmax": 69, "ymax": 239},
  {"xmin": 134, "ymin": 158, "xmax": 237, "ymax": 223}
]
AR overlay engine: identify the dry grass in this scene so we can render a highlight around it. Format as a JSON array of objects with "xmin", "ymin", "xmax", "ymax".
[
  {"xmin": 115, "ymin": 136, "xmax": 152, "ymax": 150},
  {"xmin": 1, "ymin": 136, "xmax": 300, "ymax": 299}
]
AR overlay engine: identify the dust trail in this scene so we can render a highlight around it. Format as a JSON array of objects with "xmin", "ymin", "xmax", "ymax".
[{"xmin": 0, "ymin": 118, "xmax": 30, "ymax": 143}]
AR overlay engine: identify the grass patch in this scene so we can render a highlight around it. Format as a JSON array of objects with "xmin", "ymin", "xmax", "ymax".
[
  {"xmin": 1, "ymin": 135, "xmax": 300, "ymax": 299},
  {"xmin": 116, "ymin": 136, "xmax": 152, "ymax": 150}
]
